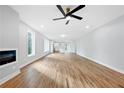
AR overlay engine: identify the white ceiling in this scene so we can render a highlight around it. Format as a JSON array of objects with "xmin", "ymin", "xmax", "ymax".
[{"xmin": 10, "ymin": 5, "xmax": 124, "ymax": 42}]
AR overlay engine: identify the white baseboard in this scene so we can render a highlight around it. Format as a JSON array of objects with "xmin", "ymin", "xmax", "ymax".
[
  {"xmin": 78, "ymin": 54, "xmax": 124, "ymax": 74},
  {"xmin": 0, "ymin": 70, "xmax": 20, "ymax": 85},
  {"xmin": 0, "ymin": 52, "xmax": 50, "ymax": 85},
  {"xmin": 20, "ymin": 52, "xmax": 50, "ymax": 68}
]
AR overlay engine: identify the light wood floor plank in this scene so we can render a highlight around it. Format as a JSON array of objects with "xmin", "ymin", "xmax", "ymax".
[{"xmin": 1, "ymin": 53, "xmax": 124, "ymax": 88}]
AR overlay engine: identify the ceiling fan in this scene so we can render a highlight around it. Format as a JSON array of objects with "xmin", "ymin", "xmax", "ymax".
[{"xmin": 53, "ymin": 5, "xmax": 85, "ymax": 25}]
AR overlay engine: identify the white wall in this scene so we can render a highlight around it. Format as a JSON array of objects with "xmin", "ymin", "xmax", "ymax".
[
  {"xmin": 0, "ymin": 8, "xmax": 2, "ymax": 48},
  {"xmin": 76, "ymin": 15, "xmax": 124, "ymax": 73},
  {"xmin": 0, "ymin": 5, "xmax": 20, "ymax": 83},
  {"xmin": 0, "ymin": 6, "xmax": 50, "ymax": 84},
  {"xmin": 19, "ymin": 21, "xmax": 49, "ymax": 68}
]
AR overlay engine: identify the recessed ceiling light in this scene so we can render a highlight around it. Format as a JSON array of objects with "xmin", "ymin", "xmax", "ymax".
[
  {"xmin": 85, "ymin": 25, "xmax": 90, "ymax": 29},
  {"xmin": 40, "ymin": 25, "xmax": 44, "ymax": 28},
  {"xmin": 66, "ymin": 16, "xmax": 71, "ymax": 20},
  {"xmin": 60, "ymin": 34, "xmax": 66, "ymax": 37}
]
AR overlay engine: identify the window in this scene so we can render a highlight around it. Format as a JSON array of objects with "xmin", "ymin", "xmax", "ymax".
[
  {"xmin": 27, "ymin": 30, "xmax": 35, "ymax": 56},
  {"xmin": 44, "ymin": 38, "xmax": 50, "ymax": 52}
]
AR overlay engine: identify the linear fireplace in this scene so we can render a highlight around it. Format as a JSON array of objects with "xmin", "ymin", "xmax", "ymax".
[{"xmin": 0, "ymin": 50, "xmax": 16, "ymax": 66}]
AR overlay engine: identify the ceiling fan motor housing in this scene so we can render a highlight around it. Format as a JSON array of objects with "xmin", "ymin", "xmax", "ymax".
[{"xmin": 66, "ymin": 8, "xmax": 70, "ymax": 14}]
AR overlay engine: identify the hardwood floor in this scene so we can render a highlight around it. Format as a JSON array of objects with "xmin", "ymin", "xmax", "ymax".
[{"xmin": 1, "ymin": 53, "xmax": 124, "ymax": 88}]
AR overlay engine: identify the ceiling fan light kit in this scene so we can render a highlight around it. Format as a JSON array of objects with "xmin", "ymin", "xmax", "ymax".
[{"xmin": 53, "ymin": 5, "xmax": 85, "ymax": 25}]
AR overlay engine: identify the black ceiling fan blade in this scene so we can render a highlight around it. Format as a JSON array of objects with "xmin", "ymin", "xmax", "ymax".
[
  {"xmin": 70, "ymin": 15, "xmax": 82, "ymax": 20},
  {"xmin": 56, "ymin": 5, "xmax": 66, "ymax": 16},
  {"xmin": 53, "ymin": 17, "xmax": 65, "ymax": 21},
  {"xmin": 66, "ymin": 5, "xmax": 85, "ymax": 16},
  {"xmin": 65, "ymin": 20, "xmax": 70, "ymax": 25}
]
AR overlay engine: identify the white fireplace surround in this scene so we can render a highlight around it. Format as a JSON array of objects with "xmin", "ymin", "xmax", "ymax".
[{"xmin": 0, "ymin": 48, "xmax": 20, "ymax": 85}]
